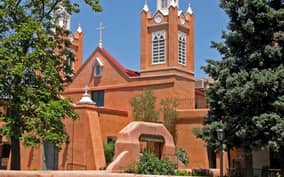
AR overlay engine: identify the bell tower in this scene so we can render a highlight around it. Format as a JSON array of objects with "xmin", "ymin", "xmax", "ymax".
[{"xmin": 140, "ymin": 0, "xmax": 194, "ymax": 76}]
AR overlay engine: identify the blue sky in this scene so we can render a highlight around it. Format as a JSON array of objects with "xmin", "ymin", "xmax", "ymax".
[{"xmin": 71, "ymin": 0, "xmax": 228, "ymax": 78}]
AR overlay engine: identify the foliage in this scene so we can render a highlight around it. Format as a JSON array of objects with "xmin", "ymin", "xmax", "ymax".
[
  {"xmin": 0, "ymin": 0, "xmax": 102, "ymax": 169},
  {"xmin": 191, "ymin": 169, "xmax": 213, "ymax": 177},
  {"xmin": 103, "ymin": 143, "xmax": 114, "ymax": 165},
  {"xmin": 200, "ymin": 0, "xmax": 284, "ymax": 155},
  {"xmin": 175, "ymin": 148, "xmax": 189, "ymax": 166},
  {"xmin": 276, "ymin": 172, "xmax": 282, "ymax": 177},
  {"xmin": 130, "ymin": 90, "xmax": 159, "ymax": 122},
  {"xmin": 199, "ymin": 0, "xmax": 284, "ymax": 176},
  {"xmin": 174, "ymin": 170, "xmax": 191, "ymax": 176},
  {"xmin": 135, "ymin": 151, "xmax": 176, "ymax": 175},
  {"xmin": 130, "ymin": 91, "xmax": 179, "ymax": 141},
  {"xmin": 161, "ymin": 97, "xmax": 178, "ymax": 142}
]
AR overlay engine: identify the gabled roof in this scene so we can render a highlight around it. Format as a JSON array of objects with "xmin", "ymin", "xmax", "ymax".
[
  {"xmin": 99, "ymin": 48, "xmax": 140, "ymax": 77},
  {"xmin": 67, "ymin": 47, "xmax": 140, "ymax": 88}
]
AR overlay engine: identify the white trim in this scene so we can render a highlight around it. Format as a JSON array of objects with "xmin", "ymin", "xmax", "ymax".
[
  {"xmin": 152, "ymin": 30, "xmax": 166, "ymax": 65},
  {"xmin": 95, "ymin": 57, "xmax": 104, "ymax": 67},
  {"xmin": 94, "ymin": 57, "xmax": 104, "ymax": 77}
]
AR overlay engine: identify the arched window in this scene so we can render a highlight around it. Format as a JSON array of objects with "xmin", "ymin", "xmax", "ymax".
[
  {"xmin": 178, "ymin": 31, "xmax": 187, "ymax": 66},
  {"xmin": 152, "ymin": 30, "xmax": 166, "ymax": 64}
]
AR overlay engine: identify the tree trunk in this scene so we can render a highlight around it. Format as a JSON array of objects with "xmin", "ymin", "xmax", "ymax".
[
  {"xmin": 244, "ymin": 150, "xmax": 253, "ymax": 177},
  {"xmin": 280, "ymin": 146, "xmax": 284, "ymax": 177},
  {"xmin": 10, "ymin": 136, "xmax": 20, "ymax": 170}
]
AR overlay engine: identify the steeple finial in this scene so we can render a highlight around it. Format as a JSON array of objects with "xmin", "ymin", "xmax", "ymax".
[
  {"xmin": 96, "ymin": 22, "xmax": 105, "ymax": 48},
  {"xmin": 77, "ymin": 24, "xmax": 82, "ymax": 33},
  {"xmin": 169, "ymin": 0, "xmax": 177, "ymax": 8},
  {"xmin": 78, "ymin": 86, "xmax": 95, "ymax": 104},
  {"xmin": 143, "ymin": 0, "xmax": 149, "ymax": 12},
  {"xmin": 187, "ymin": 3, "xmax": 193, "ymax": 14}
]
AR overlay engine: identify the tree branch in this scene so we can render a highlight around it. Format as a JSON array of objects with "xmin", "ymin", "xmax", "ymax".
[
  {"xmin": 44, "ymin": 0, "xmax": 62, "ymax": 20},
  {"xmin": 15, "ymin": 0, "xmax": 22, "ymax": 8}
]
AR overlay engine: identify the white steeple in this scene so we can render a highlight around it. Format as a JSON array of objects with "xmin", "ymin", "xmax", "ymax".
[
  {"xmin": 77, "ymin": 24, "xmax": 82, "ymax": 33},
  {"xmin": 169, "ymin": 0, "xmax": 177, "ymax": 8},
  {"xmin": 187, "ymin": 3, "xmax": 193, "ymax": 14},
  {"xmin": 143, "ymin": 0, "xmax": 149, "ymax": 12}
]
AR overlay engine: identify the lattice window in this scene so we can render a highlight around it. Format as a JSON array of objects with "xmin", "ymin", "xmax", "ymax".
[
  {"xmin": 152, "ymin": 30, "xmax": 166, "ymax": 64},
  {"xmin": 178, "ymin": 31, "xmax": 187, "ymax": 66}
]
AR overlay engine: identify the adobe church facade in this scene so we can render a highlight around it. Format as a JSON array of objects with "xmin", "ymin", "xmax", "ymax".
[{"xmin": 11, "ymin": 0, "xmax": 221, "ymax": 171}]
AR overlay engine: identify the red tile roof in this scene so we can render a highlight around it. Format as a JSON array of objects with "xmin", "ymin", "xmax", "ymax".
[
  {"xmin": 195, "ymin": 88, "xmax": 205, "ymax": 96},
  {"xmin": 99, "ymin": 48, "xmax": 140, "ymax": 77}
]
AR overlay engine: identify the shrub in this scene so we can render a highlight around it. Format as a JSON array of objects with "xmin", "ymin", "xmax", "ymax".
[
  {"xmin": 103, "ymin": 143, "xmax": 114, "ymax": 165},
  {"xmin": 176, "ymin": 148, "xmax": 189, "ymax": 165},
  {"xmin": 192, "ymin": 168, "xmax": 213, "ymax": 176},
  {"xmin": 135, "ymin": 151, "xmax": 176, "ymax": 175},
  {"xmin": 175, "ymin": 170, "xmax": 191, "ymax": 176}
]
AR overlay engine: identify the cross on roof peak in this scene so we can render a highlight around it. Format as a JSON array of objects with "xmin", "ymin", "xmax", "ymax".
[
  {"xmin": 96, "ymin": 22, "xmax": 105, "ymax": 48},
  {"xmin": 84, "ymin": 85, "xmax": 89, "ymax": 94}
]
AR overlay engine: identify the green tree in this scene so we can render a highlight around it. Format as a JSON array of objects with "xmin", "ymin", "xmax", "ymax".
[
  {"xmin": 130, "ymin": 91, "xmax": 179, "ymax": 141},
  {"xmin": 161, "ymin": 97, "xmax": 178, "ymax": 142},
  {"xmin": 198, "ymin": 0, "xmax": 284, "ymax": 176},
  {"xmin": 0, "ymin": 0, "xmax": 102, "ymax": 170},
  {"xmin": 130, "ymin": 90, "xmax": 159, "ymax": 122}
]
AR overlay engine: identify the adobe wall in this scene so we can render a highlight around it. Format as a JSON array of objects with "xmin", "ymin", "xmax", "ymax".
[
  {"xmin": 176, "ymin": 109, "xmax": 209, "ymax": 169},
  {"xmin": 19, "ymin": 105, "xmax": 106, "ymax": 170}
]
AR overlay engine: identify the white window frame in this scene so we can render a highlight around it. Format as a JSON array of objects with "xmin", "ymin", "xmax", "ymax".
[
  {"xmin": 152, "ymin": 30, "xmax": 166, "ymax": 65},
  {"xmin": 178, "ymin": 31, "xmax": 187, "ymax": 66},
  {"xmin": 94, "ymin": 57, "xmax": 104, "ymax": 77}
]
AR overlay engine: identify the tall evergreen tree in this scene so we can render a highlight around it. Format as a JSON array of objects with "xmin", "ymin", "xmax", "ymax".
[
  {"xmin": 198, "ymin": 0, "xmax": 284, "ymax": 176},
  {"xmin": 0, "ymin": 0, "xmax": 101, "ymax": 170}
]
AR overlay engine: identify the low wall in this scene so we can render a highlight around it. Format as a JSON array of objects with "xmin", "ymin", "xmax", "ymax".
[{"xmin": 0, "ymin": 170, "xmax": 214, "ymax": 177}]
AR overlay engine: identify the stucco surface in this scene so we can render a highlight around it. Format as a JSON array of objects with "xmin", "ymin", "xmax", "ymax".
[{"xmin": 107, "ymin": 122, "xmax": 176, "ymax": 172}]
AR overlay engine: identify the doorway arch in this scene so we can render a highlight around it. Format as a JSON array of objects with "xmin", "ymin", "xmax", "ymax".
[{"xmin": 106, "ymin": 121, "xmax": 175, "ymax": 172}]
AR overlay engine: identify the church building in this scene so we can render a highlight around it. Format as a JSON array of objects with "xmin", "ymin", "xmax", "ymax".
[{"xmin": 1, "ymin": 0, "xmax": 226, "ymax": 172}]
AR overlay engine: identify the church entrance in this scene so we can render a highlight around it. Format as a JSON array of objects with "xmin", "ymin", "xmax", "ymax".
[{"xmin": 139, "ymin": 134, "xmax": 165, "ymax": 159}]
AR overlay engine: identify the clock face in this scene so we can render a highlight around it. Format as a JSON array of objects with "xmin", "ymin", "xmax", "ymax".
[
  {"xmin": 179, "ymin": 15, "xmax": 185, "ymax": 25},
  {"xmin": 154, "ymin": 14, "xmax": 163, "ymax": 24}
]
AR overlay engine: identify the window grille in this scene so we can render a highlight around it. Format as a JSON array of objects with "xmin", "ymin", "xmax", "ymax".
[
  {"xmin": 178, "ymin": 31, "xmax": 187, "ymax": 66},
  {"xmin": 152, "ymin": 30, "xmax": 166, "ymax": 64}
]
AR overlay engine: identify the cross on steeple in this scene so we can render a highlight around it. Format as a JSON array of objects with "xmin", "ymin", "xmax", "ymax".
[
  {"xmin": 96, "ymin": 22, "xmax": 105, "ymax": 48},
  {"xmin": 84, "ymin": 85, "xmax": 89, "ymax": 94}
]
